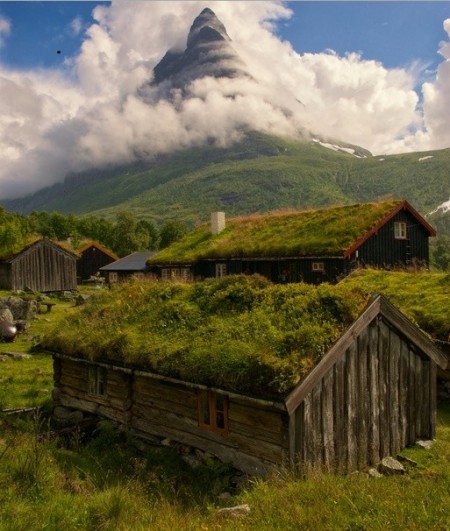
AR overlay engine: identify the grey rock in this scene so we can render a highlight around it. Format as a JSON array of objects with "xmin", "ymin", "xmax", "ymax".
[
  {"xmin": 396, "ymin": 454, "xmax": 418, "ymax": 467},
  {"xmin": 0, "ymin": 308, "xmax": 14, "ymax": 323},
  {"xmin": 379, "ymin": 456, "xmax": 406, "ymax": 475},
  {"xmin": 368, "ymin": 467, "xmax": 383, "ymax": 478},
  {"xmin": 416, "ymin": 440, "xmax": 434, "ymax": 450},
  {"xmin": 216, "ymin": 504, "xmax": 251, "ymax": 517},
  {"xmin": 182, "ymin": 454, "xmax": 202, "ymax": 469}
]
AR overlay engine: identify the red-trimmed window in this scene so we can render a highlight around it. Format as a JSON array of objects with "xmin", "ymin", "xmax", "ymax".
[{"xmin": 198, "ymin": 390, "xmax": 229, "ymax": 435}]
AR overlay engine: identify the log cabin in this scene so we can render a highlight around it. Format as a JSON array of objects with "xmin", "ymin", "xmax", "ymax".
[
  {"xmin": 149, "ymin": 199, "xmax": 436, "ymax": 284},
  {"xmin": 49, "ymin": 280, "xmax": 447, "ymax": 476},
  {"xmin": 0, "ymin": 238, "xmax": 78, "ymax": 292}
]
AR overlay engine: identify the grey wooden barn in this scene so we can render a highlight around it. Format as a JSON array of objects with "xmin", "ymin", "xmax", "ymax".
[
  {"xmin": 0, "ymin": 238, "xmax": 77, "ymax": 292},
  {"xmin": 52, "ymin": 294, "xmax": 447, "ymax": 475}
]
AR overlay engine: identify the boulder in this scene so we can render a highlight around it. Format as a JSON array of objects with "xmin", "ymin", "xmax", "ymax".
[{"xmin": 378, "ymin": 456, "xmax": 406, "ymax": 475}]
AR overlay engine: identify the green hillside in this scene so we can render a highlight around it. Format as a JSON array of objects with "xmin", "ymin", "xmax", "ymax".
[{"xmin": 2, "ymin": 132, "xmax": 450, "ymax": 232}]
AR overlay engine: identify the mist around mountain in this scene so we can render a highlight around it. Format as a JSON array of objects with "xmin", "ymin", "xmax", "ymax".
[
  {"xmin": 1, "ymin": 8, "xmax": 449, "ymax": 238},
  {"xmin": 2, "ymin": 131, "xmax": 449, "ymax": 238}
]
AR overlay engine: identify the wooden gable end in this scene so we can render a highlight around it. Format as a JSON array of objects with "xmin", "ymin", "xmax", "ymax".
[
  {"xmin": 9, "ymin": 239, "xmax": 77, "ymax": 292},
  {"xmin": 344, "ymin": 200, "xmax": 436, "ymax": 267},
  {"xmin": 285, "ymin": 295, "xmax": 447, "ymax": 474},
  {"xmin": 77, "ymin": 243, "xmax": 119, "ymax": 281}
]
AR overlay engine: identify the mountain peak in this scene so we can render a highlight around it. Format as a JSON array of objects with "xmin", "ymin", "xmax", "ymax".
[
  {"xmin": 152, "ymin": 7, "xmax": 248, "ymax": 89},
  {"xmin": 186, "ymin": 8, "xmax": 230, "ymax": 48}
]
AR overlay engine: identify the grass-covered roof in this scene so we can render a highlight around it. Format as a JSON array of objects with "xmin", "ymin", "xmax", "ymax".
[
  {"xmin": 42, "ymin": 275, "xmax": 368, "ymax": 398},
  {"xmin": 340, "ymin": 269, "xmax": 450, "ymax": 339},
  {"xmin": 42, "ymin": 269, "xmax": 450, "ymax": 397},
  {"xmin": 149, "ymin": 199, "xmax": 403, "ymax": 264}
]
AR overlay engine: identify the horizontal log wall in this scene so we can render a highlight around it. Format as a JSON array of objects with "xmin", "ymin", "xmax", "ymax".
[
  {"xmin": 130, "ymin": 375, "xmax": 289, "ymax": 475},
  {"xmin": 294, "ymin": 316, "xmax": 435, "ymax": 474},
  {"xmin": 55, "ymin": 358, "xmax": 132, "ymax": 424},
  {"xmin": 54, "ymin": 358, "xmax": 289, "ymax": 475}
]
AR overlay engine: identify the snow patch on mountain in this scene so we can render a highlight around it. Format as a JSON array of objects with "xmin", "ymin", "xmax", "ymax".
[
  {"xmin": 429, "ymin": 198, "xmax": 450, "ymax": 216},
  {"xmin": 418, "ymin": 156, "xmax": 433, "ymax": 162},
  {"xmin": 311, "ymin": 139, "xmax": 367, "ymax": 158}
]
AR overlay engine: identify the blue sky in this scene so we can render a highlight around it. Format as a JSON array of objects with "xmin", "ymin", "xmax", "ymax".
[
  {"xmin": 0, "ymin": 2, "xmax": 449, "ymax": 72},
  {"xmin": 0, "ymin": 1, "xmax": 449, "ymax": 200}
]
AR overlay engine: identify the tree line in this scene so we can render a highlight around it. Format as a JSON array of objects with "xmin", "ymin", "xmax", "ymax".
[{"xmin": 0, "ymin": 208, "xmax": 187, "ymax": 258}]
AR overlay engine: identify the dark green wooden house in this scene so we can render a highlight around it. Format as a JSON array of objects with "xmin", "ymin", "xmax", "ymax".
[{"xmin": 149, "ymin": 200, "xmax": 436, "ymax": 284}]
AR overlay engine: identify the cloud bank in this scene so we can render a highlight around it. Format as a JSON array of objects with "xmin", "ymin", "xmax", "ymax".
[{"xmin": 0, "ymin": 1, "xmax": 449, "ymax": 199}]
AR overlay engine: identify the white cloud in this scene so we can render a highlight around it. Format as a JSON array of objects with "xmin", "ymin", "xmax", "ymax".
[
  {"xmin": 0, "ymin": 15, "xmax": 11, "ymax": 48},
  {"xmin": 70, "ymin": 16, "xmax": 83, "ymax": 37},
  {"xmin": 0, "ymin": 2, "xmax": 449, "ymax": 200}
]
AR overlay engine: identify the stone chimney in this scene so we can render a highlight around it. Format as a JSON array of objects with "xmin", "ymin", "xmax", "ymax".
[{"xmin": 211, "ymin": 212, "xmax": 226, "ymax": 235}]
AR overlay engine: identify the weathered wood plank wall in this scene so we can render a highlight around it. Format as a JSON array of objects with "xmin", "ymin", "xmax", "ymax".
[
  {"xmin": 8, "ymin": 241, "xmax": 77, "ymax": 291},
  {"xmin": 53, "ymin": 358, "xmax": 289, "ymax": 475},
  {"xmin": 294, "ymin": 316, "xmax": 435, "ymax": 474}
]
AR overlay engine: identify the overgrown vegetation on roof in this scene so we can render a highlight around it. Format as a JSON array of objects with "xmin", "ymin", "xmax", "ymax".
[
  {"xmin": 341, "ymin": 269, "xmax": 450, "ymax": 339},
  {"xmin": 41, "ymin": 275, "xmax": 367, "ymax": 397},
  {"xmin": 149, "ymin": 199, "xmax": 402, "ymax": 264}
]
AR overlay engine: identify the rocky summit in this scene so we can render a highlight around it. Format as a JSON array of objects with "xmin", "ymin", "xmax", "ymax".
[{"xmin": 152, "ymin": 8, "xmax": 249, "ymax": 89}]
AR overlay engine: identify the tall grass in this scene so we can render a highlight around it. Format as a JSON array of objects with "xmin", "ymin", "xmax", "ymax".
[{"xmin": 0, "ymin": 403, "xmax": 449, "ymax": 530}]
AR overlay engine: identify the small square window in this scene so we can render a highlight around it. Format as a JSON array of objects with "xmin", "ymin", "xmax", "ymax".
[
  {"xmin": 198, "ymin": 390, "xmax": 229, "ymax": 435},
  {"xmin": 394, "ymin": 221, "xmax": 407, "ymax": 239},
  {"xmin": 312, "ymin": 262, "xmax": 325, "ymax": 272},
  {"xmin": 109, "ymin": 272, "xmax": 118, "ymax": 283}
]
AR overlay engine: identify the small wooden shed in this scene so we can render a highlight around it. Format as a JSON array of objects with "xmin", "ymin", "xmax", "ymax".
[
  {"xmin": 77, "ymin": 241, "xmax": 119, "ymax": 283},
  {"xmin": 0, "ymin": 238, "xmax": 77, "ymax": 292},
  {"xmin": 52, "ymin": 294, "xmax": 447, "ymax": 475}
]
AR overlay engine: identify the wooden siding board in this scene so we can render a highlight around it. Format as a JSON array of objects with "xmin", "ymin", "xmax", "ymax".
[
  {"xmin": 408, "ymin": 347, "xmax": 417, "ymax": 445},
  {"xmin": 321, "ymin": 368, "xmax": 334, "ymax": 472},
  {"xmin": 389, "ymin": 328, "xmax": 401, "ymax": 455},
  {"xmin": 333, "ymin": 357, "xmax": 347, "ymax": 473},
  {"xmin": 399, "ymin": 340, "xmax": 409, "ymax": 449},
  {"xmin": 368, "ymin": 319, "xmax": 380, "ymax": 464},
  {"xmin": 357, "ymin": 329, "xmax": 369, "ymax": 470},
  {"xmin": 346, "ymin": 343, "xmax": 358, "ymax": 472},
  {"xmin": 294, "ymin": 402, "xmax": 305, "ymax": 472},
  {"xmin": 429, "ymin": 362, "xmax": 437, "ymax": 438},
  {"xmin": 380, "ymin": 319, "xmax": 392, "ymax": 457}
]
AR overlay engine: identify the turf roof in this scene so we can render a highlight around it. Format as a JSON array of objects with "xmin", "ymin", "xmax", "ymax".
[
  {"xmin": 42, "ymin": 275, "xmax": 369, "ymax": 398},
  {"xmin": 149, "ymin": 199, "xmax": 403, "ymax": 264}
]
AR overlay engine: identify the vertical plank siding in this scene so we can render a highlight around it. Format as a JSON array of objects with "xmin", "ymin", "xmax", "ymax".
[
  {"xmin": 295, "ymin": 317, "xmax": 436, "ymax": 474},
  {"xmin": 3, "ymin": 239, "xmax": 77, "ymax": 292}
]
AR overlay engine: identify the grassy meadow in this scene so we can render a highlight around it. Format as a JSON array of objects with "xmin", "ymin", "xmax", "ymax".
[{"xmin": 1, "ymin": 273, "xmax": 450, "ymax": 529}]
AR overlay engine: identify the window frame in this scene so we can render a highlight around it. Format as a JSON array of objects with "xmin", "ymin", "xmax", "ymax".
[
  {"xmin": 394, "ymin": 221, "xmax": 407, "ymax": 240},
  {"xmin": 88, "ymin": 366, "xmax": 107, "ymax": 397},
  {"xmin": 215, "ymin": 263, "xmax": 227, "ymax": 278},
  {"xmin": 197, "ymin": 390, "xmax": 229, "ymax": 436},
  {"xmin": 312, "ymin": 261, "xmax": 325, "ymax": 272},
  {"xmin": 109, "ymin": 272, "xmax": 118, "ymax": 283}
]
